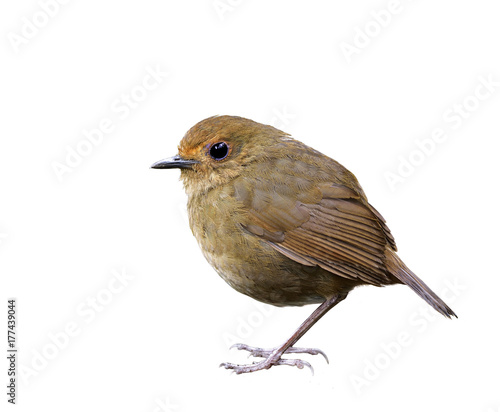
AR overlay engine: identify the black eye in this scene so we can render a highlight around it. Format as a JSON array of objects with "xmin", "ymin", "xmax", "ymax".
[{"xmin": 209, "ymin": 142, "xmax": 229, "ymax": 161}]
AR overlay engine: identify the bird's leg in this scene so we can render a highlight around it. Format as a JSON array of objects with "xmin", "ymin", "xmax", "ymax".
[{"xmin": 220, "ymin": 293, "xmax": 347, "ymax": 374}]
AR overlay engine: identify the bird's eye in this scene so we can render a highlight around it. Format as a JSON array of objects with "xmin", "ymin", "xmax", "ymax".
[{"xmin": 209, "ymin": 142, "xmax": 229, "ymax": 161}]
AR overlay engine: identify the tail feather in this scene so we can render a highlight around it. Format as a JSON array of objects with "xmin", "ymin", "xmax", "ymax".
[{"xmin": 386, "ymin": 252, "xmax": 457, "ymax": 319}]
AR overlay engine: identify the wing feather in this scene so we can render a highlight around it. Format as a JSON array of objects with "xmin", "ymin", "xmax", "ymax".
[{"xmin": 236, "ymin": 179, "xmax": 396, "ymax": 285}]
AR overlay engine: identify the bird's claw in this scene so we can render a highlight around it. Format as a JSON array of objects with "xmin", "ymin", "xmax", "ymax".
[
  {"xmin": 220, "ymin": 358, "xmax": 314, "ymax": 375},
  {"xmin": 221, "ymin": 343, "xmax": 327, "ymax": 374},
  {"xmin": 230, "ymin": 343, "xmax": 329, "ymax": 364}
]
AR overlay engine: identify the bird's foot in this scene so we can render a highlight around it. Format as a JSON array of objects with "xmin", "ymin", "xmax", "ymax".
[
  {"xmin": 231, "ymin": 343, "xmax": 329, "ymax": 363},
  {"xmin": 219, "ymin": 343, "xmax": 328, "ymax": 374}
]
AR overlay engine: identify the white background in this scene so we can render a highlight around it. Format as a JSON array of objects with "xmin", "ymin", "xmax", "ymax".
[{"xmin": 1, "ymin": 1, "xmax": 499, "ymax": 411}]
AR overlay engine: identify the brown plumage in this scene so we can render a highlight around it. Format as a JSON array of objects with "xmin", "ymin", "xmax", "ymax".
[{"xmin": 151, "ymin": 115, "xmax": 456, "ymax": 374}]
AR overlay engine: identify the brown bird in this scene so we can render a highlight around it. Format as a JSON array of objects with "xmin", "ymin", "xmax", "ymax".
[{"xmin": 151, "ymin": 115, "xmax": 456, "ymax": 374}]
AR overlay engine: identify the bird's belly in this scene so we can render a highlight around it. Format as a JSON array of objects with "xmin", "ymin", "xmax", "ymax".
[{"xmin": 195, "ymin": 224, "xmax": 348, "ymax": 306}]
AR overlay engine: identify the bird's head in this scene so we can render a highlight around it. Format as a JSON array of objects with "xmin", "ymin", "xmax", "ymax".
[{"xmin": 151, "ymin": 115, "xmax": 289, "ymax": 195}]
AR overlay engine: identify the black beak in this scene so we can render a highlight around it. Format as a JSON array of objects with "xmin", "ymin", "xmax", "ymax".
[{"xmin": 150, "ymin": 155, "xmax": 199, "ymax": 170}]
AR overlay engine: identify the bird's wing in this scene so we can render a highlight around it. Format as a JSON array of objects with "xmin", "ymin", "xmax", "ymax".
[{"xmin": 234, "ymin": 179, "xmax": 397, "ymax": 285}]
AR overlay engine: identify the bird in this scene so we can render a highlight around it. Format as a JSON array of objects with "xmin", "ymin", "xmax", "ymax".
[{"xmin": 151, "ymin": 115, "xmax": 456, "ymax": 374}]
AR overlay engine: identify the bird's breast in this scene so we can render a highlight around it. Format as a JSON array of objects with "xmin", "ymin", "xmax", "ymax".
[
  {"xmin": 185, "ymin": 187, "xmax": 343, "ymax": 306},
  {"xmin": 187, "ymin": 188, "xmax": 260, "ymax": 278}
]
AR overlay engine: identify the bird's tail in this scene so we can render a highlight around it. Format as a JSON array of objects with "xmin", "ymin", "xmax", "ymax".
[{"xmin": 386, "ymin": 251, "xmax": 457, "ymax": 319}]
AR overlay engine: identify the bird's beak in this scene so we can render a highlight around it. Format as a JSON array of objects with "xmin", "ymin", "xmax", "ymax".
[{"xmin": 150, "ymin": 155, "xmax": 199, "ymax": 170}]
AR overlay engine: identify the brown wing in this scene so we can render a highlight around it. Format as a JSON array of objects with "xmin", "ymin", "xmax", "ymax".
[{"xmin": 234, "ymin": 179, "xmax": 397, "ymax": 286}]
